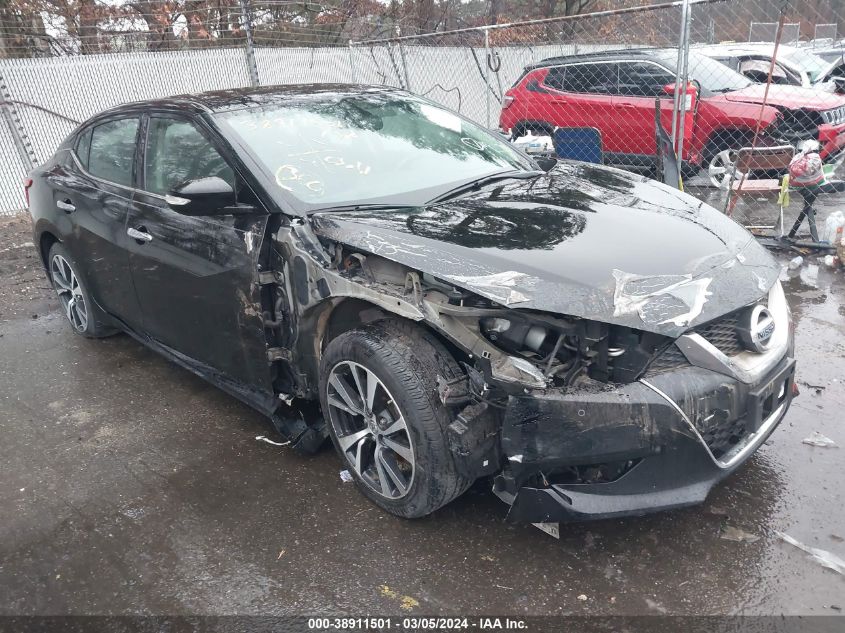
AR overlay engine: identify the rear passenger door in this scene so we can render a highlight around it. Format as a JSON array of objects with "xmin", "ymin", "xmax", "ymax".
[
  {"xmin": 542, "ymin": 62, "xmax": 621, "ymax": 154},
  {"xmin": 50, "ymin": 116, "xmax": 142, "ymax": 325},
  {"xmin": 125, "ymin": 113, "xmax": 274, "ymax": 397}
]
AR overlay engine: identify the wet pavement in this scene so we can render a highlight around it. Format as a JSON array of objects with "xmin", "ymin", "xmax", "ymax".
[{"xmin": 1, "ymin": 191, "xmax": 844, "ymax": 617}]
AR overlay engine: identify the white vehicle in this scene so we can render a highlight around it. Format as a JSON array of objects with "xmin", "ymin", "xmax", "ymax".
[{"xmin": 695, "ymin": 43, "xmax": 845, "ymax": 94}]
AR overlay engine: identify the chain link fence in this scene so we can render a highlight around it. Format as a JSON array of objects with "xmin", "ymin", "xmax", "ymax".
[{"xmin": 2, "ymin": 0, "xmax": 845, "ymax": 214}]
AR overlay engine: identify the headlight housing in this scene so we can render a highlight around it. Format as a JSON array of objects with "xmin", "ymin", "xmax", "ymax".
[{"xmin": 479, "ymin": 313, "xmax": 671, "ymax": 387}]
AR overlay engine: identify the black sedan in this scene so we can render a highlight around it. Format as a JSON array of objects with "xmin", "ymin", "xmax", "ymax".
[{"xmin": 27, "ymin": 85, "xmax": 795, "ymax": 522}]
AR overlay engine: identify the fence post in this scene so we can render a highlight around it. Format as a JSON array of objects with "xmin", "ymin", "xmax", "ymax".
[
  {"xmin": 0, "ymin": 70, "xmax": 36, "ymax": 173},
  {"xmin": 348, "ymin": 40, "xmax": 357, "ymax": 84},
  {"xmin": 670, "ymin": 0, "xmax": 690, "ymax": 159},
  {"xmin": 484, "ymin": 28, "xmax": 491, "ymax": 129},
  {"xmin": 239, "ymin": 0, "xmax": 260, "ymax": 87},
  {"xmin": 675, "ymin": 0, "xmax": 692, "ymax": 178},
  {"xmin": 397, "ymin": 41, "xmax": 411, "ymax": 92}
]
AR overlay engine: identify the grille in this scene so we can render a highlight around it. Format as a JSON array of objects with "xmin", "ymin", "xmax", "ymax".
[
  {"xmin": 694, "ymin": 411, "xmax": 749, "ymax": 460},
  {"xmin": 645, "ymin": 309, "xmax": 750, "ymax": 375},
  {"xmin": 647, "ymin": 344, "xmax": 691, "ymax": 374},
  {"xmin": 822, "ymin": 106, "xmax": 845, "ymax": 126},
  {"xmin": 693, "ymin": 314, "xmax": 744, "ymax": 357}
]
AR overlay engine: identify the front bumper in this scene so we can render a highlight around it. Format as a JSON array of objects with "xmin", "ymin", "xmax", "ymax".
[{"xmin": 494, "ymin": 357, "xmax": 795, "ymax": 522}]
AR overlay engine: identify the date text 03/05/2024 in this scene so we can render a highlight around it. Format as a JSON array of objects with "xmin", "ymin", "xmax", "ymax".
[{"xmin": 306, "ymin": 617, "xmax": 529, "ymax": 630}]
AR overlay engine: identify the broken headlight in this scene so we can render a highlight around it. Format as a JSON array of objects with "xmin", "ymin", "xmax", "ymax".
[
  {"xmin": 480, "ymin": 314, "xmax": 670, "ymax": 386},
  {"xmin": 481, "ymin": 316, "xmax": 551, "ymax": 354}
]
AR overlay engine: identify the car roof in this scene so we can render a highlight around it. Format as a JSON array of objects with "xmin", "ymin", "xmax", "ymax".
[
  {"xmin": 527, "ymin": 47, "xmax": 673, "ymax": 70},
  {"xmin": 694, "ymin": 42, "xmax": 799, "ymax": 57},
  {"xmin": 94, "ymin": 84, "xmax": 399, "ymax": 119}
]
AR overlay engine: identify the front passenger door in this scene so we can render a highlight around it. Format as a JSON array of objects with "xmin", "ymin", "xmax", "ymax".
[
  {"xmin": 614, "ymin": 61, "xmax": 691, "ymax": 160},
  {"xmin": 125, "ymin": 114, "xmax": 273, "ymax": 399}
]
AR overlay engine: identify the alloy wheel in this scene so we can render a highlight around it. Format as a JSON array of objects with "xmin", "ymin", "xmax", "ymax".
[
  {"xmin": 708, "ymin": 149, "xmax": 745, "ymax": 189},
  {"xmin": 326, "ymin": 360, "xmax": 415, "ymax": 499},
  {"xmin": 50, "ymin": 254, "xmax": 88, "ymax": 332}
]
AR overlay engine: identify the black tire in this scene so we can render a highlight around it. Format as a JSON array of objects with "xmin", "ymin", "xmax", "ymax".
[
  {"xmin": 319, "ymin": 320, "xmax": 473, "ymax": 518},
  {"xmin": 47, "ymin": 242, "xmax": 115, "ymax": 338}
]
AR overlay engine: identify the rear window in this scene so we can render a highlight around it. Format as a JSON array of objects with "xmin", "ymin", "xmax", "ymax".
[
  {"xmin": 87, "ymin": 118, "xmax": 139, "ymax": 187},
  {"xmin": 544, "ymin": 67, "xmax": 566, "ymax": 91}
]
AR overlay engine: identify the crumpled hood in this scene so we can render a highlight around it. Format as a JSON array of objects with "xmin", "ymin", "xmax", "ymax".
[
  {"xmin": 723, "ymin": 83, "xmax": 845, "ymax": 111},
  {"xmin": 311, "ymin": 162, "xmax": 780, "ymax": 338}
]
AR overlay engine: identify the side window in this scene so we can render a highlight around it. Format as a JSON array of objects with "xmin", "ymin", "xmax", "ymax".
[
  {"xmin": 144, "ymin": 117, "xmax": 235, "ymax": 196},
  {"xmin": 544, "ymin": 66, "xmax": 566, "ymax": 91},
  {"xmin": 563, "ymin": 63, "xmax": 618, "ymax": 94},
  {"xmin": 75, "ymin": 128, "xmax": 92, "ymax": 169},
  {"xmin": 88, "ymin": 118, "xmax": 139, "ymax": 187},
  {"xmin": 618, "ymin": 62, "xmax": 676, "ymax": 97}
]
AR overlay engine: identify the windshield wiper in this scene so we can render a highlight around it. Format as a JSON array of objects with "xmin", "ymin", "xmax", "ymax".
[
  {"xmin": 428, "ymin": 170, "xmax": 544, "ymax": 205},
  {"xmin": 310, "ymin": 203, "xmax": 421, "ymax": 214}
]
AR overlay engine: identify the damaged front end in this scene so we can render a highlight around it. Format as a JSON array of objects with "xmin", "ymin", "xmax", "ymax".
[
  {"xmin": 261, "ymin": 164, "xmax": 795, "ymax": 522},
  {"xmin": 494, "ymin": 280, "xmax": 795, "ymax": 522},
  {"xmin": 270, "ymin": 212, "xmax": 793, "ymax": 522}
]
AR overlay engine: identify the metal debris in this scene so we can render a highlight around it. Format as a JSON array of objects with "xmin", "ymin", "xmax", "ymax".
[
  {"xmin": 802, "ymin": 432, "xmax": 837, "ymax": 448},
  {"xmin": 255, "ymin": 435, "xmax": 291, "ymax": 447},
  {"xmin": 339, "ymin": 469, "xmax": 353, "ymax": 482},
  {"xmin": 532, "ymin": 522, "xmax": 560, "ymax": 539},
  {"xmin": 777, "ymin": 531, "xmax": 845, "ymax": 576}
]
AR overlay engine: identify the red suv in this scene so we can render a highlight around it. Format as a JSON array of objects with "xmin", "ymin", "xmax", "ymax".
[{"xmin": 500, "ymin": 49, "xmax": 845, "ymax": 186}]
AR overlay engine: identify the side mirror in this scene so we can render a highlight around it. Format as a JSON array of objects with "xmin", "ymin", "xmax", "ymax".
[
  {"xmin": 165, "ymin": 177, "xmax": 244, "ymax": 215},
  {"xmin": 662, "ymin": 83, "xmax": 676, "ymax": 96}
]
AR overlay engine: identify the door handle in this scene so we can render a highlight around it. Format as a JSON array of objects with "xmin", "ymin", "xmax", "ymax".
[
  {"xmin": 127, "ymin": 226, "xmax": 153, "ymax": 243},
  {"xmin": 56, "ymin": 199, "xmax": 75, "ymax": 213}
]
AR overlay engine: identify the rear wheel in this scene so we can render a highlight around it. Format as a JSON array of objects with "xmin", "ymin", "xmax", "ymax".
[
  {"xmin": 48, "ymin": 242, "xmax": 115, "ymax": 338},
  {"xmin": 319, "ymin": 320, "xmax": 473, "ymax": 518}
]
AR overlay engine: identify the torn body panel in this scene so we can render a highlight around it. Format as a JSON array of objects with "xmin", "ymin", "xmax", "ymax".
[
  {"xmin": 310, "ymin": 162, "xmax": 781, "ymax": 338},
  {"xmin": 265, "ymin": 180, "xmax": 796, "ymax": 503}
]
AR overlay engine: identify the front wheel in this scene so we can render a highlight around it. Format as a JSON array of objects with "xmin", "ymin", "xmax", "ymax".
[
  {"xmin": 708, "ymin": 148, "xmax": 746, "ymax": 189},
  {"xmin": 319, "ymin": 320, "xmax": 473, "ymax": 518}
]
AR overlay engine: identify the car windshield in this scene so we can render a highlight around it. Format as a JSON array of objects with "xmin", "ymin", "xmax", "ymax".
[
  {"xmin": 215, "ymin": 92, "xmax": 534, "ymax": 209},
  {"xmin": 781, "ymin": 47, "xmax": 831, "ymax": 82},
  {"xmin": 655, "ymin": 51, "xmax": 753, "ymax": 93}
]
